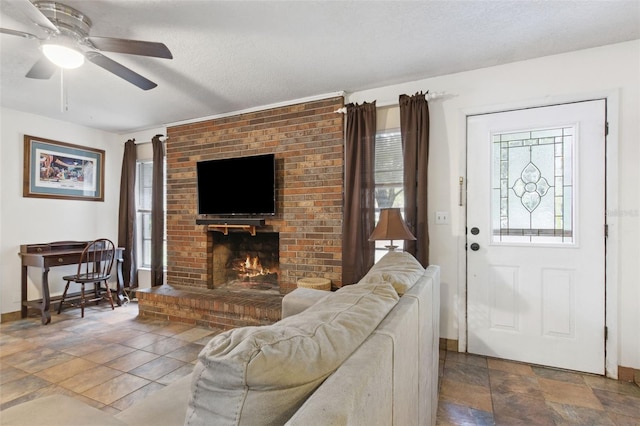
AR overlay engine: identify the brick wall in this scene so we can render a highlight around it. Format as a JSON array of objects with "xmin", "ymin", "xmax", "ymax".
[{"xmin": 166, "ymin": 96, "xmax": 345, "ymax": 291}]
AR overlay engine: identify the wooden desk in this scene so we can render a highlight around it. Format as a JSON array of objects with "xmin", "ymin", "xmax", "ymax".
[{"xmin": 19, "ymin": 241, "xmax": 125, "ymax": 325}]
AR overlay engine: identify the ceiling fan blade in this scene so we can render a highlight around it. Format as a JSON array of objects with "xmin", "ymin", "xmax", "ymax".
[
  {"xmin": 25, "ymin": 56, "xmax": 57, "ymax": 79},
  {"xmin": 7, "ymin": 0, "xmax": 59, "ymax": 33},
  {"xmin": 85, "ymin": 51, "xmax": 157, "ymax": 90},
  {"xmin": 88, "ymin": 37, "xmax": 173, "ymax": 59},
  {"xmin": 0, "ymin": 27, "xmax": 39, "ymax": 39}
]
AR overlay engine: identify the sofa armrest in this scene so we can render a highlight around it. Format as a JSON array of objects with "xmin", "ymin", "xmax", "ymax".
[
  {"xmin": 285, "ymin": 333, "xmax": 393, "ymax": 425},
  {"xmin": 281, "ymin": 287, "xmax": 329, "ymax": 318}
]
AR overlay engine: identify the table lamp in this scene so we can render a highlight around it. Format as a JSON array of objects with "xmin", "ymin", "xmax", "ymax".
[{"xmin": 369, "ymin": 208, "xmax": 416, "ymax": 251}]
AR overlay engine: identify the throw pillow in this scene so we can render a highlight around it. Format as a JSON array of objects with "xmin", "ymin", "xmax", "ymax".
[{"xmin": 360, "ymin": 251, "xmax": 425, "ymax": 295}]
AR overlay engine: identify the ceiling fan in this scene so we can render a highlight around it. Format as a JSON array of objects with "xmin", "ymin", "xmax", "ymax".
[{"xmin": 0, "ymin": 0, "xmax": 172, "ymax": 90}]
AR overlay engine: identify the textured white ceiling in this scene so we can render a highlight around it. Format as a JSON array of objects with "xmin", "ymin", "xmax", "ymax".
[{"xmin": 1, "ymin": 0, "xmax": 639, "ymax": 133}]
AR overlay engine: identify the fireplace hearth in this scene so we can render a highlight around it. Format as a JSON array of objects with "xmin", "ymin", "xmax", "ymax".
[{"xmin": 212, "ymin": 232, "xmax": 279, "ymax": 291}]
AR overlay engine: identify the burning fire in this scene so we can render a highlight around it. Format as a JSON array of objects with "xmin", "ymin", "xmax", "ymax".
[{"xmin": 236, "ymin": 255, "xmax": 270, "ymax": 278}]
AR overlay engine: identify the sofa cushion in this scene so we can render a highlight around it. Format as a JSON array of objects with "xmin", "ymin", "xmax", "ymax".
[
  {"xmin": 185, "ymin": 279, "xmax": 399, "ymax": 426},
  {"xmin": 360, "ymin": 250, "xmax": 426, "ymax": 295}
]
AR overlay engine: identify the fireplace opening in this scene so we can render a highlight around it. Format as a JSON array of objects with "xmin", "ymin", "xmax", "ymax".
[{"xmin": 212, "ymin": 232, "xmax": 279, "ymax": 292}]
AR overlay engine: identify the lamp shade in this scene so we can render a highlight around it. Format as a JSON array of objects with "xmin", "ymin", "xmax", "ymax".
[{"xmin": 369, "ymin": 208, "xmax": 416, "ymax": 242}]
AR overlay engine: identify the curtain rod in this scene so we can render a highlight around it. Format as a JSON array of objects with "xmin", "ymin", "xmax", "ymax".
[
  {"xmin": 334, "ymin": 91, "xmax": 447, "ymax": 114},
  {"xmin": 132, "ymin": 135, "xmax": 168, "ymax": 145}
]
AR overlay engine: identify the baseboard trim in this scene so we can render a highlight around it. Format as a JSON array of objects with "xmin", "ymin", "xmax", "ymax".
[
  {"xmin": 1, "ymin": 311, "xmax": 22, "ymax": 323},
  {"xmin": 439, "ymin": 338, "xmax": 459, "ymax": 352},
  {"xmin": 618, "ymin": 365, "xmax": 640, "ymax": 387}
]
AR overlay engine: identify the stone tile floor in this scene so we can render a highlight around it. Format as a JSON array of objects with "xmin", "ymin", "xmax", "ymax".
[
  {"xmin": 437, "ymin": 350, "xmax": 640, "ymax": 425},
  {"xmin": 1, "ymin": 302, "xmax": 639, "ymax": 425},
  {"xmin": 0, "ymin": 302, "xmax": 221, "ymax": 416}
]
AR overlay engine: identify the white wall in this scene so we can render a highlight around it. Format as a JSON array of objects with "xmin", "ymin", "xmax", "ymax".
[
  {"xmin": 347, "ymin": 40, "xmax": 640, "ymax": 371},
  {"xmin": 0, "ymin": 108, "xmax": 122, "ymax": 314}
]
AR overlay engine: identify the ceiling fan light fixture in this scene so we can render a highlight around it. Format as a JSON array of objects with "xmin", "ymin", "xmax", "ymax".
[{"xmin": 42, "ymin": 42, "xmax": 84, "ymax": 69}]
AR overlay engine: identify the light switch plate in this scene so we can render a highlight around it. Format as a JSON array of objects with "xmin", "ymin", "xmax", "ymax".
[{"xmin": 435, "ymin": 211, "xmax": 449, "ymax": 225}]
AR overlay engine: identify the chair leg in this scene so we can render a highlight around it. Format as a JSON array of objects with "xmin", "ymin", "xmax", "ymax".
[
  {"xmin": 57, "ymin": 280, "xmax": 71, "ymax": 314},
  {"xmin": 94, "ymin": 282, "xmax": 100, "ymax": 305},
  {"xmin": 104, "ymin": 281, "xmax": 115, "ymax": 310},
  {"xmin": 80, "ymin": 283, "xmax": 85, "ymax": 318}
]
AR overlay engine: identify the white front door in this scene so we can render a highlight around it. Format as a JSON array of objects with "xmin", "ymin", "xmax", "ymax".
[{"xmin": 466, "ymin": 100, "xmax": 606, "ymax": 374}]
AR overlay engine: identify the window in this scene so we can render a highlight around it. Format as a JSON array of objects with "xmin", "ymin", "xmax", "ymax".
[
  {"xmin": 136, "ymin": 161, "xmax": 166, "ymax": 268},
  {"xmin": 374, "ymin": 129, "xmax": 406, "ymax": 259},
  {"xmin": 136, "ymin": 161, "xmax": 153, "ymax": 268}
]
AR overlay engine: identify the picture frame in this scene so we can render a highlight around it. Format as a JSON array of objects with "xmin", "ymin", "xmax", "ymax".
[{"xmin": 23, "ymin": 135, "xmax": 105, "ymax": 201}]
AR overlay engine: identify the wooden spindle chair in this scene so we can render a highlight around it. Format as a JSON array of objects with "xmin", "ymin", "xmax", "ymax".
[{"xmin": 57, "ymin": 238, "xmax": 116, "ymax": 318}]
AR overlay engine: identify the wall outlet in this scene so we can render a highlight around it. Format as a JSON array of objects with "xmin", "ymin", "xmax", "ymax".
[{"xmin": 435, "ymin": 211, "xmax": 449, "ymax": 225}]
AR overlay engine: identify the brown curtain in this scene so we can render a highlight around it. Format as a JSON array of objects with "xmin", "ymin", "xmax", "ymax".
[
  {"xmin": 399, "ymin": 92, "xmax": 430, "ymax": 267},
  {"xmin": 117, "ymin": 139, "xmax": 137, "ymax": 288},
  {"xmin": 151, "ymin": 135, "xmax": 165, "ymax": 287},
  {"xmin": 342, "ymin": 101, "xmax": 377, "ymax": 284}
]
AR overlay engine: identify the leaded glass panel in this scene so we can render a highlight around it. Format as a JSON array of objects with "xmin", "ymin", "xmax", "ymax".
[{"xmin": 491, "ymin": 126, "xmax": 574, "ymax": 244}]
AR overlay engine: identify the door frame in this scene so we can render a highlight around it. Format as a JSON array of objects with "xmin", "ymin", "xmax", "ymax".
[{"xmin": 457, "ymin": 90, "xmax": 620, "ymax": 379}]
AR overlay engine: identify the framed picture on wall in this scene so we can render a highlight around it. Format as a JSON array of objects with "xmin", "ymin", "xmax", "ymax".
[{"xmin": 23, "ymin": 135, "xmax": 105, "ymax": 201}]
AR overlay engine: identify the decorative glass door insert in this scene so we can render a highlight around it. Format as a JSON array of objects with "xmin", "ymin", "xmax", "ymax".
[{"xmin": 491, "ymin": 126, "xmax": 574, "ymax": 244}]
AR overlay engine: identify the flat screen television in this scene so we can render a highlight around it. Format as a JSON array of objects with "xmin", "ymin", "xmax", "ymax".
[{"xmin": 196, "ymin": 154, "xmax": 276, "ymax": 216}]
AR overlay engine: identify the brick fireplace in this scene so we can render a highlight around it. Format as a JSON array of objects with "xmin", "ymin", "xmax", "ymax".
[
  {"xmin": 137, "ymin": 96, "xmax": 345, "ymax": 329},
  {"xmin": 212, "ymin": 231, "xmax": 279, "ymax": 290}
]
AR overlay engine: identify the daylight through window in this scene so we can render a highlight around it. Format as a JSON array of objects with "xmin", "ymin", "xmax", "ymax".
[{"xmin": 374, "ymin": 130, "xmax": 406, "ymax": 259}]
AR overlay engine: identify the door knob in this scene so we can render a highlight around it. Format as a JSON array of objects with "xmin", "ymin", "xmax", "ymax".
[
  {"xmin": 470, "ymin": 243, "xmax": 480, "ymax": 251},
  {"xmin": 471, "ymin": 227, "xmax": 480, "ymax": 235}
]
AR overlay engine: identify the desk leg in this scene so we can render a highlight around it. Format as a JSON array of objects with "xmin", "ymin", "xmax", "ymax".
[
  {"xmin": 116, "ymin": 258, "xmax": 124, "ymax": 306},
  {"xmin": 40, "ymin": 267, "xmax": 52, "ymax": 325},
  {"xmin": 21, "ymin": 265, "xmax": 28, "ymax": 319}
]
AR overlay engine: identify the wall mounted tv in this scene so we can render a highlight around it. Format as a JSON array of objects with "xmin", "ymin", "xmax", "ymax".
[{"xmin": 196, "ymin": 153, "xmax": 276, "ymax": 216}]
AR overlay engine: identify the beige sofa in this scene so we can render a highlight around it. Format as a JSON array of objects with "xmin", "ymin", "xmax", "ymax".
[
  {"xmin": 2, "ymin": 251, "xmax": 440, "ymax": 426},
  {"xmin": 284, "ymin": 256, "xmax": 440, "ymax": 426}
]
